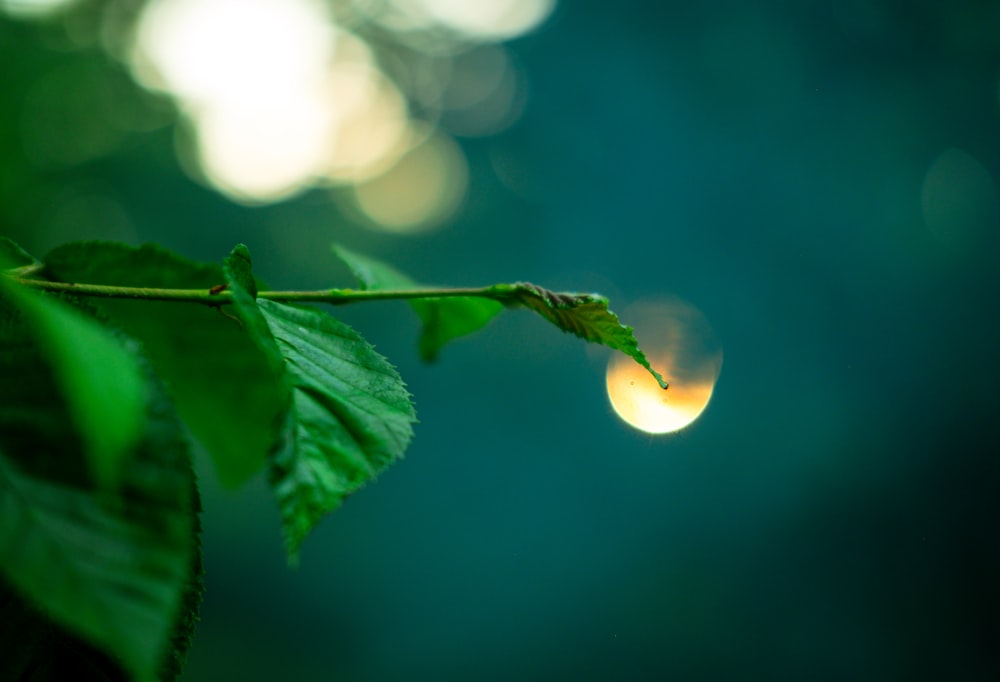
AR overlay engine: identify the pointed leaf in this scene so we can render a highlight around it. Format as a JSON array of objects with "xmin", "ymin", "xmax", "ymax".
[
  {"xmin": 257, "ymin": 300, "xmax": 416, "ymax": 562},
  {"xmin": 332, "ymin": 244, "xmax": 503, "ymax": 361},
  {"xmin": 0, "ymin": 276, "xmax": 147, "ymax": 489},
  {"xmin": 503, "ymin": 282, "xmax": 670, "ymax": 389},
  {"xmin": 0, "ymin": 297, "xmax": 199, "ymax": 682},
  {"xmin": 42, "ymin": 241, "xmax": 286, "ymax": 485}
]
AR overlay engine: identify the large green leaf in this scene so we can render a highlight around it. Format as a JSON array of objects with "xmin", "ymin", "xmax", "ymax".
[
  {"xmin": 332, "ymin": 244, "xmax": 504, "ymax": 361},
  {"xmin": 0, "ymin": 269, "xmax": 147, "ymax": 489},
  {"xmin": 256, "ymin": 300, "xmax": 415, "ymax": 562},
  {"xmin": 0, "ymin": 295, "xmax": 199, "ymax": 682},
  {"xmin": 221, "ymin": 245, "xmax": 413, "ymax": 560},
  {"xmin": 42, "ymin": 241, "xmax": 285, "ymax": 486}
]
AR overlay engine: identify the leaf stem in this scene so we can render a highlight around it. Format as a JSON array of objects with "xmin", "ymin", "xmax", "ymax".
[{"xmin": 3, "ymin": 276, "xmax": 522, "ymax": 306}]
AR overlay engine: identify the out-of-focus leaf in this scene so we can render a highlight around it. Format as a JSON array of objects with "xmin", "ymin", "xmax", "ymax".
[
  {"xmin": 332, "ymin": 244, "xmax": 504, "ymax": 361},
  {"xmin": 42, "ymin": 241, "xmax": 284, "ymax": 486},
  {"xmin": 0, "ymin": 236, "xmax": 38, "ymax": 269},
  {"xmin": 0, "ymin": 272, "xmax": 146, "ymax": 489},
  {"xmin": 0, "ymin": 578, "xmax": 128, "ymax": 681},
  {"xmin": 0, "ymin": 294, "xmax": 199, "ymax": 682},
  {"xmin": 257, "ymin": 299, "xmax": 415, "ymax": 562}
]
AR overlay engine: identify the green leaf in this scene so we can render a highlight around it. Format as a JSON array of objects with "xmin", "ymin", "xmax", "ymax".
[
  {"xmin": 413, "ymin": 296, "xmax": 505, "ymax": 361},
  {"xmin": 226, "ymin": 246, "xmax": 412, "ymax": 561},
  {"xmin": 0, "ymin": 297, "xmax": 199, "ymax": 682},
  {"xmin": 257, "ymin": 300, "xmax": 415, "ymax": 562},
  {"xmin": 0, "ymin": 237, "xmax": 39, "ymax": 269},
  {"xmin": 0, "ymin": 578, "xmax": 128, "ymax": 680},
  {"xmin": 0, "ymin": 275, "xmax": 147, "ymax": 489},
  {"xmin": 502, "ymin": 282, "xmax": 670, "ymax": 389},
  {"xmin": 42, "ymin": 241, "xmax": 286, "ymax": 486},
  {"xmin": 332, "ymin": 244, "xmax": 504, "ymax": 361}
]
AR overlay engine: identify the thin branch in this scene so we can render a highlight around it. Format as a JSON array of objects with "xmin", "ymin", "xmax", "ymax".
[{"xmin": 3, "ymin": 276, "xmax": 520, "ymax": 306}]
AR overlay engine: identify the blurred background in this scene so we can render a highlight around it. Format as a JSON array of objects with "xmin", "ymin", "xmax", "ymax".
[{"xmin": 2, "ymin": 0, "xmax": 999, "ymax": 679}]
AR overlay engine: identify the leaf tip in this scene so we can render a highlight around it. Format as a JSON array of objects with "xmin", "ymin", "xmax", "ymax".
[
  {"xmin": 230, "ymin": 243, "xmax": 252, "ymax": 260},
  {"xmin": 638, "ymin": 352, "xmax": 670, "ymax": 390},
  {"xmin": 223, "ymin": 244, "xmax": 258, "ymax": 298}
]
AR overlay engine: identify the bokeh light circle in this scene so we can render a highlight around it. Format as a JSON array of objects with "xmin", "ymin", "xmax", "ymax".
[
  {"xmin": 606, "ymin": 298, "xmax": 722, "ymax": 434},
  {"xmin": 350, "ymin": 128, "xmax": 467, "ymax": 232},
  {"xmin": 394, "ymin": 0, "xmax": 555, "ymax": 41},
  {"xmin": 122, "ymin": 0, "xmax": 555, "ymax": 208}
]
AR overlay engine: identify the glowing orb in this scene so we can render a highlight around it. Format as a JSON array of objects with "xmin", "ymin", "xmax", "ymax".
[{"xmin": 606, "ymin": 298, "xmax": 722, "ymax": 434}]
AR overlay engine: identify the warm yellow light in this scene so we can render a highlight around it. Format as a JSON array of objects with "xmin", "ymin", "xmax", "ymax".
[
  {"xmin": 414, "ymin": 0, "xmax": 556, "ymax": 40},
  {"xmin": 193, "ymin": 93, "xmax": 334, "ymax": 203},
  {"xmin": 131, "ymin": 0, "xmax": 340, "ymax": 201},
  {"xmin": 134, "ymin": 0, "xmax": 334, "ymax": 104},
  {"xmin": 320, "ymin": 65, "xmax": 411, "ymax": 184},
  {"xmin": 126, "ymin": 0, "xmax": 555, "ymax": 207},
  {"xmin": 606, "ymin": 298, "xmax": 722, "ymax": 434},
  {"xmin": 351, "ymin": 129, "xmax": 467, "ymax": 232},
  {"xmin": 126, "ymin": 0, "xmax": 554, "ymax": 206}
]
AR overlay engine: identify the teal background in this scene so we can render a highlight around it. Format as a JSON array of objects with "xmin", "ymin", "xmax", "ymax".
[{"xmin": 3, "ymin": 2, "xmax": 999, "ymax": 680}]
